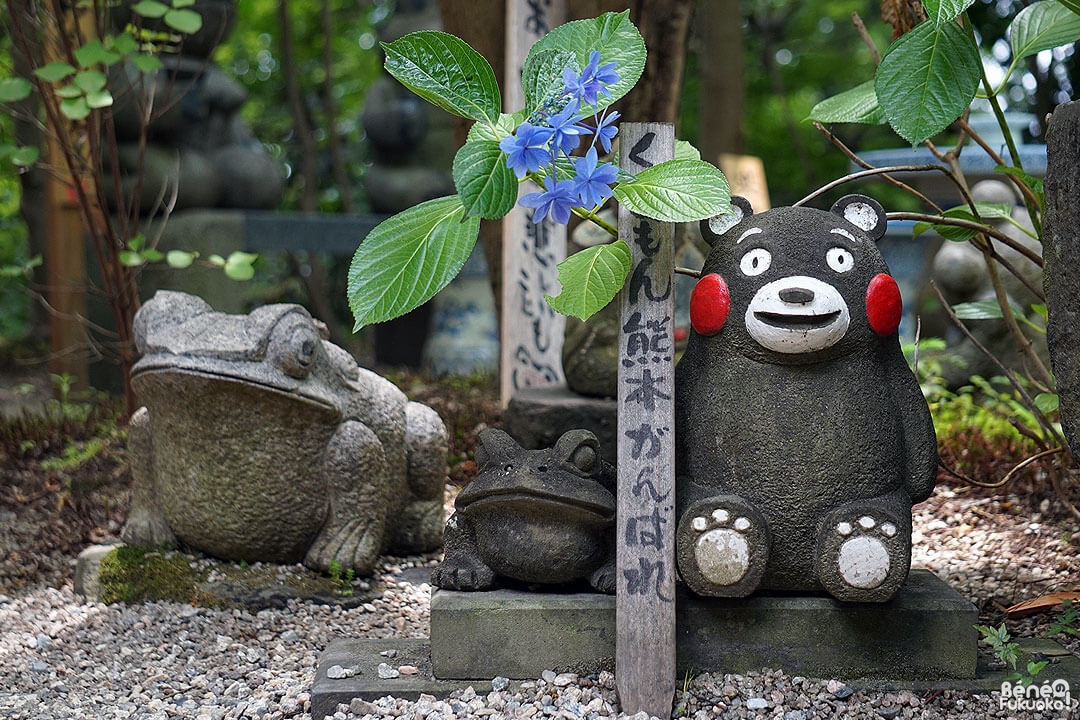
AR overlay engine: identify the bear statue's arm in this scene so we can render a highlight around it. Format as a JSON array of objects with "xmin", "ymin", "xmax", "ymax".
[{"xmin": 884, "ymin": 347, "xmax": 939, "ymax": 503}]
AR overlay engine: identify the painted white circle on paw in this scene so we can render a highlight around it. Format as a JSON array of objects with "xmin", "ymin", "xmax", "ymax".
[
  {"xmin": 837, "ymin": 536, "xmax": 890, "ymax": 589},
  {"xmin": 695, "ymin": 529, "xmax": 750, "ymax": 586}
]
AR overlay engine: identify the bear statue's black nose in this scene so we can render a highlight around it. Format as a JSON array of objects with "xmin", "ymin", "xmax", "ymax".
[{"xmin": 779, "ymin": 287, "xmax": 815, "ymax": 304}]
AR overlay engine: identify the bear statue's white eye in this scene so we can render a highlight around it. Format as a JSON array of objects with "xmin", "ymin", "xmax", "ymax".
[
  {"xmin": 740, "ymin": 248, "xmax": 772, "ymax": 277},
  {"xmin": 826, "ymin": 247, "xmax": 854, "ymax": 273}
]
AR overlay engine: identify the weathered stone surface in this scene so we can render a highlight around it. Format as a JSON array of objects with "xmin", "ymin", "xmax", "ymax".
[
  {"xmin": 428, "ymin": 571, "xmax": 979, "ymax": 682},
  {"xmin": 121, "ymin": 290, "xmax": 446, "ymax": 576},
  {"xmin": 675, "ymin": 196, "xmax": 938, "ymax": 602},
  {"xmin": 503, "ymin": 385, "xmax": 617, "ymax": 466},
  {"xmin": 1044, "ymin": 101, "xmax": 1080, "ymax": 458},
  {"xmin": 562, "ymin": 301, "xmax": 620, "ymax": 398},
  {"xmin": 431, "ymin": 429, "xmax": 616, "ymax": 593}
]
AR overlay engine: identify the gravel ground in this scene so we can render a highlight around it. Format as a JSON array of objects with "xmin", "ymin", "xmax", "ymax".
[{"xmin": 2, "ymin": 478, "xmax": 1079, "ymax": 720}]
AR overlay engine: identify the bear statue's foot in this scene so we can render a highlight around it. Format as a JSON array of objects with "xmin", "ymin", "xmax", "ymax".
[
  {"xmin": 588, "ymin": 558, "xmax": 617, "ymax": 594},
  {"xmin": 676, "ymin": 495, "xmax": 770, "ymax": 597},
  {"xmin": 816, "ymin": 503, "xmax": 910, "ymax": 602},
  {"xmin": 430, "ymin": 556, "xmax": 496, "ymax": 591}
]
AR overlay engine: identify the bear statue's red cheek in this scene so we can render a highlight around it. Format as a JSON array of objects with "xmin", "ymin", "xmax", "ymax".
[
  {"xmin": 866, "ymin": 273, "xmax": 902, "ymax": 335},
  {"xmin": 690, "ymin": 273, "xmax": 730, "ymax": 336}
]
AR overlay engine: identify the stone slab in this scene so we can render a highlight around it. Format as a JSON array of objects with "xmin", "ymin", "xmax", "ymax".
[
  {"xmin": 430, "ymin": 588, "xmax": 615, "ymax": 679},
  {"xmin": 311, "ymin": 638, "xmax": 493, "ymax": 720},
  {"xmin": 429, "ymin": 570, "xmax": 981, "ymax": 682},
  {"xmin": 502, "ymin": 384, "xmax": 618, "ymax": 465}
]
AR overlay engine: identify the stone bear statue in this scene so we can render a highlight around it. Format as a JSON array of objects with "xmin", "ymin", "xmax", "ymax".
[{"xmin": 674, "ymin": 195, "xmax": 938, "ymax": 602}]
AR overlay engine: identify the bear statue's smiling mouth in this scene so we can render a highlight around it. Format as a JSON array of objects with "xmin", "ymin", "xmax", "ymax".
[{"xmin": 754, "ymin": 310, "xmax": 841, "ymax": 330}]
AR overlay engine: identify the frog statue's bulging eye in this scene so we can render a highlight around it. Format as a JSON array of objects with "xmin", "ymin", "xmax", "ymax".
[
  {"xmin": 740, "ymin": 248, "xmax": 771, "ymax": 277},
  {"xmin": 271, "ymin": 320, "xmax": 320, "ymax": 378},
  {"xmin": 571, "ymin": 444, "xmax": 597, "ymax": 473}
]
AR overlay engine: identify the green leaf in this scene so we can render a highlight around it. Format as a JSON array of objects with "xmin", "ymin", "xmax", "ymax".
[
  {"xmin": 545, "ymin": 241, "xmax": 632, "ymax": 320},
  {"xmin": 0, "ymin": 78, "xmax": 32, "ymax": 102},
  {"xmin": 110, "ymin": 32, "xmax": 139, "ymax": 56},
  {"xmin": 34, "ymin": 61, "xmax": 76, "ymax": 83},
  {"xmin": 875, "ymin": 21, "xmax": 981, "ymax": 145},
  {"xmin": 923, "ymin": 0, "xmax": 976, "ymax": 25},
  {"xmin": 1059, "ymin": 0, "xmax": 1080, "ymax": 15},
  {"xmin": 55, "ymin": 84, "xmax": 85, "ymax": 99},
  {"xmin": 131, "ymin": 54, "xmax": 164, "ymax": 73},
  {"xmin": 140, "ymin": 247, "xmax": 165, "ymax": 263},
  {"xmin": 165, "ymin": 249, "xmax": 197, "ymax": 268},
  {"xmin": 207, "ymin": 254, "xmax": 225, "ymax": 266},
  {"xmin": 1034, "ymin": 392, "xmax": 1060, "ymax": 414},
  {"xmin": 522, "ymin": 48, "xmax": 578, "ymax": 116},
  {"xmin": 467, "ymin": 112, "xmax": 521, "ymax": 143},
  {"xmin": 525, "ymin": 10, "xmax": 646, "ymax": 112},
  {"xmin": 73, "ymin": 70, "xmax": 108, "ymax": 93},
  {"xmin": 674, "ymin": 140, "xmax": 701, "ymax": 162},
  {"xmin": 119, "ymin": 250, "xmax": 145, "ymax": 267},
  {"xmin": 74, "ymin": 39, "xmax": 120, "ymax": 68},
  {"xmin": 807, "ymin": 79, "xmax": 886, "ymax": 125},
  {"xmin": 1010, "ymin": 1, "xmax": 1080, "ymax": 59},
  {"xmin": 995, "ymin": 165, "xmax": 1044, "ymax": 208},
  {"xmin": 11, "ymin": 146, "xmax": 39, "ymax": 167},
  {"xmin": 131, "ymin": 0, "xmax": 169, "ymax": 19},
  {"xmin": 952, "ymin": 300, "xmax": 1026, "ymax": 320},
  {"xmin": 85, "ymin": 89, "xmax": 114, "ymax": 109},
  {"xmin": 382, "ymin": 31, "xmax": 501, "ymax": 123},
  {"xmin": 173, "ymin": 0, "xmax": 196, "ymax": 7},
  {"xmin": 452, "ymin": 140, "xmax": 518, "ymax": 219},
  {"xmin": 613, "ymin": 159, "xmax": 731, "ymax": 222},
  {"xmin": 348, "ymin": 195, "xmax": 480, "ymax": 329},
  {"xmin": 59, "ymin": 96, "xmax": 92, "ymax": 120},
  {"xmin": 223, "ymin": 251, "xmax": 258, "ymax": 281},
  {"xmin": 164, "ymin": 8, "xmax": 203, "ymax": 35}
]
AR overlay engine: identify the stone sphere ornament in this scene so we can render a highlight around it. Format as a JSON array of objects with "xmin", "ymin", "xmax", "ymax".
[{"xmin": 675, "ymin": 195, "xmax": 939, "ymax": 602}]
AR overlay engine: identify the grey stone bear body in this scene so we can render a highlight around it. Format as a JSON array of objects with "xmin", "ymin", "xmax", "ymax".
[{"xmin": 675, "ymin": 195, "xmax": 938, "ymax": 602}]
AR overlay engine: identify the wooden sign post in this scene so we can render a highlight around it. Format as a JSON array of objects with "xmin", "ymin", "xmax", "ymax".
[
  {"xmin": 616, "ymin": 122, "xmax": 676, "ymax": 717},
  {"xmin": 499, "ymin": 0, "xmax": 568, "ymax": 406}
]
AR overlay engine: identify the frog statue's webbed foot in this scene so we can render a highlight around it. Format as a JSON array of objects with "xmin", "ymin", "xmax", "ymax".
[
  {"xmin": 430, "ymin": 513, "xmax": 496, "ymax": 591},
  {"xmin": 305, "ymin": 419, "xmax": 389, "ymax": 576}
]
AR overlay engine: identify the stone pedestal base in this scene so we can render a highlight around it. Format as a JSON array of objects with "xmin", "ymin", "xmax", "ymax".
[{"xmin": 429, "ymin": 570, "xmax": 977, "ymax": 681}]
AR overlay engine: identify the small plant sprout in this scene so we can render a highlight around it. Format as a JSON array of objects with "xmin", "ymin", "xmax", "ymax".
[
  {"xmin": 347, "ymin": 11, "xmax": 731, "ymax": 331},
  {"xmin": 975, "ymin": 623, "xmax": 1048, "ymax": 687}
]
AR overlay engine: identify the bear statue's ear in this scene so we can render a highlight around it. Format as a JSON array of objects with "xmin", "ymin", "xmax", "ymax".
[
  {"xmin": 830, "ymin": 194, "xmax": 887, "ymax": 241},
  {"xmin": 700, "ymin": 196, "xmax": 754, "ymax": 246}
]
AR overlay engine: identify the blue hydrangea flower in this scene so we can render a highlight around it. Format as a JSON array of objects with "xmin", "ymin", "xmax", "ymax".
[
  {"xmin": 519, "ymin": 175, "xmax": 579, "ymax": 225},
  {"xmin": 547, "ymin": 97, "xmax": 588, "ymax": 156},
  {"xmin": 569, "ymin": 147, "xmax": 618, "ymax": 208},
  {"xmin": 499, "ymin": 122, "xmax": 555, "ymax": 178},
  {"xmin": 590, "ymin": 108, "xmax": 621, "ymax": 154},
  {"xmin": 563, "ymin": 50, "xmax": 620, "ymax": 106}
]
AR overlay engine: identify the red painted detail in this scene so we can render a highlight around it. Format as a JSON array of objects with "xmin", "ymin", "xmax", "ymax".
[
  {"xmin": 866, "ymin": 273, "xmax": 902, "ymax": 335},
  {"xmin": 690, "ymin": 273, "xmax": 729, "ymax": 336},
  {"xmin": 673, "ymin": 327, "xmax": 689, "ymax": 343}
]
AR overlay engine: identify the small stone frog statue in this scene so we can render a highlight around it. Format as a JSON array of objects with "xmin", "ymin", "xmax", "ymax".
[
  {"xmin": 674, "ymin": 195, "xmax": 938, "ymax": 602},
  {"xmin": 121, "ymin": 291, "xmax": 447, "ymax": 576},
  {"xmin": 432, "ymin": 429, "xmax": 617, "ymax": 593}
]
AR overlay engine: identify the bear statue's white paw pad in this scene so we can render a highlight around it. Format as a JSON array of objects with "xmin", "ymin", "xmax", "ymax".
[
  {"xmin": 835, "ymin": 516, "xmax": 894, "ymax": 589},
  {"xmin": 691, "ymin": 511, "xmax": 754, "ymax": 586}
]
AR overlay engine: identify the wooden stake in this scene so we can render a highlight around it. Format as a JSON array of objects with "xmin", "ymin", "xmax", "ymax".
[
  {"xmin": 616, "ymin": 122, "xmax": 676, "ymax": 718},
  {"xmin": 499, "ymin": 0, "xmax": 568, "ymax": 406}
]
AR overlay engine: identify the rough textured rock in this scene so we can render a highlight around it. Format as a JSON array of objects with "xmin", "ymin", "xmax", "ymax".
[
  {"xmin": 431, "ymin": 429, "xmax": 616, "ymax": 593},
  {"xmin": 674, "ymin": 195, "xmax": 938, "ymax": 602},
  {"xmin": 1044, "ymin": 100, "xmax": 1080, "ymax": 459},
  {"xmin": 121, "ymin": 290, "xmax": 446, "ymax": 576}
]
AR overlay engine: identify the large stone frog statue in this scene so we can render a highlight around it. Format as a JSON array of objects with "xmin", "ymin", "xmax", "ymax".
[
  {"xmin": 675, "ymin": 195, "xmax": 938, "ymax": 602},
  {"xmin": 121, "ymin": 291, "xmax": 446, "ymax": 575},
  {"xmin": 432, "ymin": 428, "xmax": 617, "ymax": 593}
]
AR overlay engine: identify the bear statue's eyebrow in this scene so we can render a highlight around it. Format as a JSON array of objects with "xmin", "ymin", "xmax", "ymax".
[
  {"xmin": 737, "ymin": 227, "xmax": 762, "ymax": 244},
  {"xmin": 830, "ymin": 227, "xmax": 858, "ymax": 244}
]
